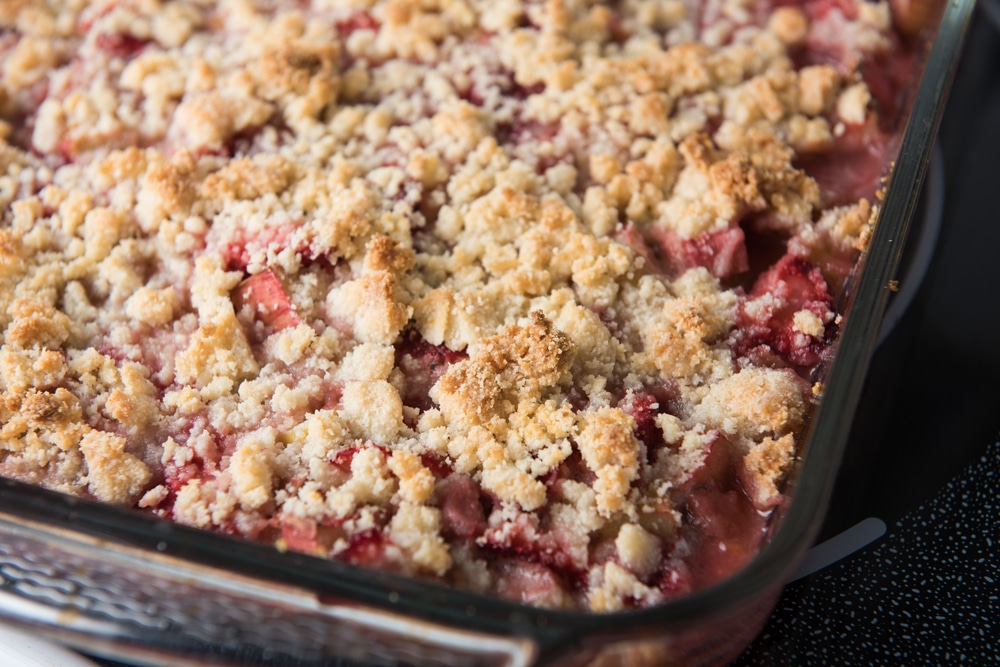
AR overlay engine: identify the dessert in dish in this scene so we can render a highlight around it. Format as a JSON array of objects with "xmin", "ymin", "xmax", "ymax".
[{"xmin": 0, "ymin": 0, "xmax": 923, "ymax": 611}]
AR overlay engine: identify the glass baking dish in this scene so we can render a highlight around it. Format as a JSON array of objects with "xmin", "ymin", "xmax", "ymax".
[{"xmin": 0, "ymin": 1, "xmax": 975, "ymax": 665}]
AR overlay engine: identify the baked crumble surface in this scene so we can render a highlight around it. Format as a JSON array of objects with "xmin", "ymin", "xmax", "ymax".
[{"xmin": 0, "ymin": 0, "xmax": 914, "ymax": 610}]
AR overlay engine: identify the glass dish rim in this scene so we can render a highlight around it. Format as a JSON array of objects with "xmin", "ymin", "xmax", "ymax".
[{"xmin": 0, "ymin": 0, "xmax": 977, "ymax": 656}]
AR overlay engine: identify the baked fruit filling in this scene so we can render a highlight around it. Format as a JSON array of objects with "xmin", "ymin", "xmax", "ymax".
[{"xmin": 0, "ymin": 0, "xmax": 926, "ymax": 610}]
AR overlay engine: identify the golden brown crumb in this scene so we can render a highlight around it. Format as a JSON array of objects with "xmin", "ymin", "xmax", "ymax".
[
  {"xmin": 692, "ymin": 368, "xmax": 807, "ymax": 444},
  {"xmin": 363, "ymin": 234, "xmax": 416, "ymax": 275},
  {"xmin": 433, "ymin": 312, "xmax": 575, "ymax": 430},
  {"xmin": 329, "ymin": 272, "xmax": 412, "ymax": 345},
  {"xmin": 577, "ymin": 408, "xmax": 640, "ymax": 517},
  {"xmin": 743, "ymin": 433, "xmax": 797, "ymax": 507},
  {"xmin": 201, "ymin": 155, "xmax": 295, "ymax": 201},
  {"xmin": 768, "ymin": 7, "xmax": 810, "ymax": 45}
]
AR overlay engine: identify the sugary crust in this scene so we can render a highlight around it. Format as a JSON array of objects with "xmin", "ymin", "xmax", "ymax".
[
  {"xmin": 0, "ymin": 0, "xmax": 906, "ymax": 611},
  {"xmin": 577, "ymin": 407, "xmax": 641, "ymax": 517},
  {"xmin": 691, "ymin": 367, "xmax": 806, "ymax": 445},
  {"xmin": 743, "ymin": 433, "xmax": 797, "ymax": 507},
  {"xmin": 433, "ymin": 312, "xmax": 575, "ymax": 431}
]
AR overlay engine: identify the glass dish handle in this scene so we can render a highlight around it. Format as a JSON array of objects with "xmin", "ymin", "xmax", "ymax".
[{"xmin": 0, "ymin": 515, "xmax": 537, "ymax": 667}]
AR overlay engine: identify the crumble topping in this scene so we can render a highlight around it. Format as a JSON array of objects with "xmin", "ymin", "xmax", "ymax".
[{"xmin": 0, "ymin": 0, "xmax": 921, "ymax": 610}]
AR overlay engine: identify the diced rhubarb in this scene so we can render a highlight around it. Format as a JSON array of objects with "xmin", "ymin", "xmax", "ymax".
[
  {"xmin": 480, "ymin": 511, "xmax": 545, "ymax": 558},
  {"xmin": 614, "ymin": 223, "xmax": 661, "ymax": 274},
  {"xmin": 510, "ymin": 81, "xmax": 546, "ymax": 100},
  {"xmin": 395, "ymin": 333, "xmax": 467, "ymax": 411},
  {"xmin": 618, "ymin": 384, "xmax": 679, "ymax": 453},
  {"xmin": 457, "ymin": 84, "xmax": 487, "ymax": 107},
  {"xmin": 339, "ymin": 528, "xmax": 394, "ymax": 569},
  {"xmin": 420, "ymin": 452, "xmax": 454, "ymax": 479},
  {"xmin": 780, "ymin": 0, "xmax": 865, "ymax": 73},
  {"xmin": 439, "ymin": 474, "xmax": 487, "ymax": 539},
  {"xmin": 223, "ymin": 237, "xmax": 254, "ymax": 272},
  {"xmin": 481, "ymin": 510, "xmax": 582, "ymax": 579},
  {"xmin": 95, "ymin": 33, "xmax": 148, "ymax": 58},
  {"xmin": 496, "ymin": 561, "xmax": 571, "ymax": 608},
  {"xmin": 336, "ymin": 12, "xmax": 380, "ymax": 36},
  {"xmin": 331, "ymin": 443, "xmax": 389, "ymax": 475},
  {"xmin": 734, "ymin": 253, "xmax": 834, "ymax": 368},
  {"xmin": 331, "ymin": 445, "xmax": 362, "ymax": 472},
  {"xmin": 232, "ymin": 269, "xmax": 301, "ymax": 334},
  {"xmin": 163, "ymin": 461, "xmax": 201, "ymax": 495},
  {"xmin": 280, "ymin": 515, "xmax": 320, "ymax": 554},
  {"xmin": 222, "ymin": 224, "xmax": 327, "ymax": 273},
  {"xmin": 606, "ymin": 13, "xmax": 630, "ymax": 43},
  {"xmin": 460, "ymin": 77, "xmax": 544, "ymax": 108},
  {"xmin": 320, "ymin": 380, "xmax": 344, "ymax": 411},
  {"xmin": 650, "ymin": 226, "xmax": 750, "ymax": 280}
]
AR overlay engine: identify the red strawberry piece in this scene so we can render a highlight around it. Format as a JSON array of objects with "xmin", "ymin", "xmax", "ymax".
[
  {"xmin": 281, "ymin": 516, "xmax": 320, "ymax": 554},
  {"xmin": 232, "ymin": 269, "xmax": 301, "ymax": 333},
  {"xmin": 340, "ymin": 528, "xmax": 392, "ymax": 568},
  {"xmin": 96, "ymin": 33, "xmax": 148, "ymax": 58},
  {"xmin": 735, "ymin": 253, "xmax": 834, "ymax": 368},
  {"xmin": 496, "ymin": 561, "xmax": 570, "ymax": 607},
  {"xmin": 331, "ymin": 445, "xmax": 361, "ymax": 472},
  {"xmin": 395, "ymin": 333, "xmax": 467, "ymax": 411},
  {"xmin": 336, "ymin": 12, "xmax": 380, "ymax": 36}
]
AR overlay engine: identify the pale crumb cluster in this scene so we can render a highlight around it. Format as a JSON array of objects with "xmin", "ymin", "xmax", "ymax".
[{"xmin": 0, "ymin": 0, "xmax": 906, "ymax": 610}]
